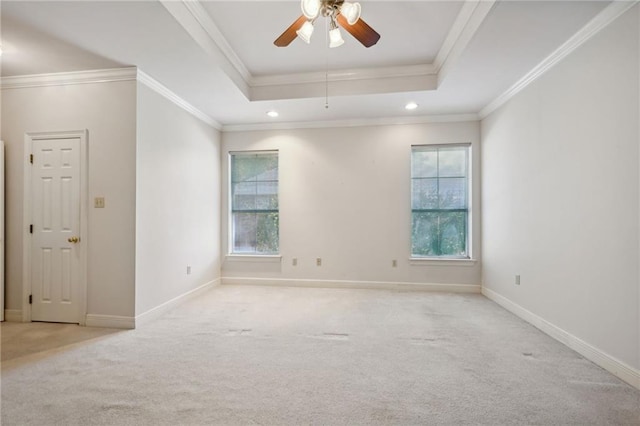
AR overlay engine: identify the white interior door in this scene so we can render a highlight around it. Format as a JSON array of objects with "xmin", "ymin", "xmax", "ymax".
[{"xmin": 30, "ymin": 136, "xmax": 82, "ymax": 323}]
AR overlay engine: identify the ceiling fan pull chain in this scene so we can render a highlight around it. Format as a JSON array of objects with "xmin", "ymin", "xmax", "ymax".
[
  {"xmin": 325, "ymin": 72, "xmax": 329, "ymax": 109},
  {"xmin": 325, "ymin": 16, "xmax": 330, "ymax": 109}
]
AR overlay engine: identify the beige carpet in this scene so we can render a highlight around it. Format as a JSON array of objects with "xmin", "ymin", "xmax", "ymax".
[{"xmin": 2, "ymin": 285, "xmax": 639, "ymax": 425}]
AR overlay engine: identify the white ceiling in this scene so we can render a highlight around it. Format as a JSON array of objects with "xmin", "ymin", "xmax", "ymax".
[
  {"xmin": 0, "ymin": 1, "xmax": 612, "ymax": 129},
  {"xmin": 202, "ymin": 2, "xmax": 465, "ymax": 74}
]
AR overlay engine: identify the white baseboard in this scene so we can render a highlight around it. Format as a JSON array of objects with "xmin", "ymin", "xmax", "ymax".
[
  {"xmin": 85, "ymin": 314, "xmax": 135, "ymax": 329},
  {"xmin": 4, "ymin": 309, "xmax": 23, "ymax": 322},
  {"xmin": 222, "ymin": 277, "xmax": 481, "ymax": 293},
  {"xmin": 482, "ymin": 287, "xmax": 640, "ymax": 390},
  {"xmin": 134, "ymin": 278, "xmax": 220, "ymax": 327}
]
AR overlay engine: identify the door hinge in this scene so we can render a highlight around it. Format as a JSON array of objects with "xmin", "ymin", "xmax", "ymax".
[
  {"xmin": 29, "ymin": 154, "xmax": 33, "ymax": 164},
  {"xmin": 29, "ymin": 224, "xmax": 33, "ymax": 234},
  {"xmin": 29, "ymin": 295, "xmax": 32, "ymax": 304}
]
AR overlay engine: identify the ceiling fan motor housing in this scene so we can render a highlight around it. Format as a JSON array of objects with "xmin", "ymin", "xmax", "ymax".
[{"xmin": 322, "ymin": 0, "xmax": 344, "ymax": 17}]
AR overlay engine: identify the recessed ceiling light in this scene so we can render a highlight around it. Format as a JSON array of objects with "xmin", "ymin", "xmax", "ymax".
[
  {"xmin": 267, "ymin": 111, "xmax": 279, "ymax": 118},
  {"xmin": 405, "ymin": 102, "xmax": 418, "ymax": 111}
]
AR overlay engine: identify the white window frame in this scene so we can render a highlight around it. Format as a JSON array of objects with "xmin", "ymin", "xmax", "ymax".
[
  {"xmin": 410, "ymin": 143, "xmax": 472, "ymax": 260},
  {"xmin": 228, "ymin": 150, "xmax": 280, "ymax": 256}
]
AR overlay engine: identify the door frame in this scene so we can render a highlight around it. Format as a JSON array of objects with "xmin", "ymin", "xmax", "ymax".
[
  {"xmin": 0, "ymin": 141, "xmax": 4, "ymax": 322},
  {"xmin": 22, "ymin": 130, "xmax": 89, "ymax": 325}
]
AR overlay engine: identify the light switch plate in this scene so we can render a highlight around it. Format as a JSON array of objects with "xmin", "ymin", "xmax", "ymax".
[{"xmin": 94, "ymin": 197, "xmax": 105, "ymax": 208}]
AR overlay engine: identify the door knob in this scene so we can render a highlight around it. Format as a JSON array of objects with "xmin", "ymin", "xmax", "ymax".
[{"xmin": 68, "ymin": 236, "xmax": 80, "ymax": 243}]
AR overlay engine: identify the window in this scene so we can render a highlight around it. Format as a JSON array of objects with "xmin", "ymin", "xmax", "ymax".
[
  {"xmin": 411, "ymin": 145, "xmax": 470, "ymax": 258},
  {"xmin": 230, "ymin": 151, "xmax": 279, "ymax": 254}
]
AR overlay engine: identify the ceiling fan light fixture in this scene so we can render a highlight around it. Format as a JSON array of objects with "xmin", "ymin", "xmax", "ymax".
[
  {"xmin": 275, "ymin": 0, "xmax": 380, "ymax": 48},
  {"xmin": 340, "ymin": 2, "xmax": 361, "ymax": 25},
  {"xmin": 301, "ymin": 0, "xmax": 321, "ymax": 19},
  {"xmin": 296, "ymin": 20, "xmax": 315, "ymax": 44},
  {"xmin": 329, "ymin": 27, "xmax": 344, "ymax": 48}
]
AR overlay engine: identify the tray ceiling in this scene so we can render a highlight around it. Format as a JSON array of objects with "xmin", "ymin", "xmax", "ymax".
[{"xmin": 0, "ymin": 1, "xmax": 615, "ymax": 128}]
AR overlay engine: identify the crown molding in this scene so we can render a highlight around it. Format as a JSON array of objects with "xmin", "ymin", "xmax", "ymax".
[
  {"xmin": 221, "ymin": 113, "xmax": 479, "ymax": 133},
  {"xmin": 0, "ymin": 67, "xmax": 137, "ymax": 90},
  {"xmin": 479, "ymin": 0, "xmax": 639, "ymax": 119},
  {"xmin": 434, "ymin": 0, "xmax": 496, "ymax": 84},
  {"xmin": 159, "ymin": 0, "xmax": 251, "ymax": 99},
  {"xmin": 433, "ymin": 0, "xmax": 479, "ymax": 72},
  {"xmin": 0, "ymin": 66, "xmax": 220, "ymax": 130},
  {"xmin": 137, "ymin": 70, "xmax": 221, "ymax": 130},
  {"xmin": 181, "ymin": 0, "xmax": 252, "ymax": 83}
]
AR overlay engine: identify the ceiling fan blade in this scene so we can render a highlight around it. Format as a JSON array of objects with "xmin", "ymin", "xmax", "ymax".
[
  {"xmin": 337, "ymin": 14, "xmax": 380, "ymax": 48},
  {"xmin": 274, "ymin": 15, "xmax": 307, "ymax": 47}
]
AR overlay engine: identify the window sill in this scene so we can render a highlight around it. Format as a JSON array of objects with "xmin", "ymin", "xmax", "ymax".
[
  {"xmin": 409, "ymin": 258, "xmax": 477, "ymax": 267},
  {"xmin": 226, "ymin": 254, "xmax": 282, "ymax": 263}
]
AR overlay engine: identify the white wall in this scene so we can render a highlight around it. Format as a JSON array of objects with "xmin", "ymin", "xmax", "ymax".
[
  {"xmin": 135, "ymin": 83, "xmax": 221, "ymax": 316},
  {"xmin": 222, "ymin": 122, "xmax": 481, "ymax": 289},
  {"xmin": 482, "ymin": 6, "xmax": 639, "ymax": 373},
  {"xmin": 1, "ymin": 80, "xmax": 137, "ymax": 318}
]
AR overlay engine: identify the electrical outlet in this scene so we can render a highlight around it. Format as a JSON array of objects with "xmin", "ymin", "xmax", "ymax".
[
  {"xmin": 292, "ymin": 258, "xmax": 297, "ymax": 266},
  {"xmin": 515, "ymin": 275, "xmax": 520, "ymax": 285},
  {"xmin": 187, "ymin": 266, "xmax": 192, "ymax": 275},
  {"xmin": 392, "ymin": 259, "xmax": 398, "ymax": 268},
  {"xmin": 94, "ymin": 197, "xmax": 105, "ymax": 208},
  {"xmin": 316, "ymin": 258, "xmax": 322, "ymax": 266}
]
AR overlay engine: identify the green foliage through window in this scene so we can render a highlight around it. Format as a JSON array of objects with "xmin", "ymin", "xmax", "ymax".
[
  {"xmin": 230, "ymin": 152, "xmax": 279, "ymax": 254},
  {"xmin": 411, "ymin": 145, "xmax": 469, "ymax": 257}
]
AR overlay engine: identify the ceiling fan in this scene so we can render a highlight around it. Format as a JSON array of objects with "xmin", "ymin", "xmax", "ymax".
[{"xmin": 274, "ymin": 0, "xmax": 380, "ymax": 48}]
